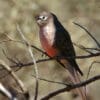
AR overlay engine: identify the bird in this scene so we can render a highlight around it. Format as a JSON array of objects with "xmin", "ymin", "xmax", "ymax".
[{"xmin": 35, "ymin": 11, "xmax": 86, "ymax": 100}]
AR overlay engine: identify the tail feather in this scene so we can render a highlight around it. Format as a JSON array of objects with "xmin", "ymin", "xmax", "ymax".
[
  {"xmin": 61, "ymin": 59, "xmax": 87, "ymax": 100},
  {"xmin": 68, "ymin": 67, "xmax": 87, "ymax": 100}
]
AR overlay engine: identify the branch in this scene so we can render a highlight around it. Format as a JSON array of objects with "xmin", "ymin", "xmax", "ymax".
[
  {"xmin": 16, "ymin": 24, "xmax": 39, "ymax": 100},
  {"xmin": 1, "ymin": 38, "xmax": 99, "ymax": 58},
  {"xmin": 2, "ymin": 51, "xmax": 99, "ymax": 70},
  {"xmin": 73, "ymin": 43, "xmax": 95, "ymax": 55},
  {"xmin": 73, "ymin": 22, "xmax": 100, "ymax": 48},
  {"xmin": 41, "ymin": 75, "xmax": 100, "ymax": 100},
  {"xmin": 0, "ymin": 34, "xmax": 99, "ymax": 70},
  {"xmin": 0, "ymin": 60, "xmax": 28, "ymax": 96},
  {"xmin": 0, "ymin": 83, "xmax": 17, "ymax": 100},
  {"xmin": 86, "ymin": 61, "xmax": 100, "ymax": 79},
  {"xmin": 32, "ymin": 75, "xmax": 68, "ymax": 86}
]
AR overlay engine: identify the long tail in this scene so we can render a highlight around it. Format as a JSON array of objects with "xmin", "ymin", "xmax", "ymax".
[
  {"xmin": 61, "ymin": 59, "xmax": 87, "ymax": 100},
  {"xmin": 67, "ymin": 65, "xmax": 87, "ymax": 100}
]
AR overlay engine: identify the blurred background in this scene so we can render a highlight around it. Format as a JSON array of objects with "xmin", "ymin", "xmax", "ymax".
[{"xmin": 0, "ymin": 0, "xmax": 100, "ymax": 100}]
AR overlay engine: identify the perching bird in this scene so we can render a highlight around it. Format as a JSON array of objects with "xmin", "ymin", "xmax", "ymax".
[{"xmin": 35, "ymin": 11, "xmax": 86, "ymax": 100}]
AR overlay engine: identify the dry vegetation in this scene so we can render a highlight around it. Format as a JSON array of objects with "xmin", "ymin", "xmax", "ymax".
[{"xmin": 0, "ymin": 0, "xmax": 100, "ymax": 100}]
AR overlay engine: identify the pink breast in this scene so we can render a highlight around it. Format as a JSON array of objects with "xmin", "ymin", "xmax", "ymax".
[{"xmin": 40, "ymin": 32, "xmax": 58, "ymax": 57}]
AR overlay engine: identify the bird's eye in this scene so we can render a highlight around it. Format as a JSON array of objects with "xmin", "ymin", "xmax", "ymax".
[{"xmin": 40, "ymin": 16, "xmax": 47, "ymax": 20}]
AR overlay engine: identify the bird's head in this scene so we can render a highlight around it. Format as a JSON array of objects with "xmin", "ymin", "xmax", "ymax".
[{"xmin": 35, "ymin": 11, "xmax": 53, "ymax": 27}]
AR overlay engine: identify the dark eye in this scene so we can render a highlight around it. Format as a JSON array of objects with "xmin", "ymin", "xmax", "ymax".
[
  {"xmin": 40, "ymin": 16, "xmax": 47, "ymax": 20},
  {"xmin": 43, "ymin": 16, "xmax": 45, "ymax": 19}
]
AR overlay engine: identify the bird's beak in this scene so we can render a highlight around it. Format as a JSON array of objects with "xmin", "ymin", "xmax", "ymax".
[
  {"xmin": 34, "ymin": 16, "xmax": 43, "ymax": 26},
  {"xmin": 34, "ymin": 15, "xmax": 41, "ymax": 23},
  {"xmin": 34, "ymin": 15, "xmax": 39, "ymax": 21}
]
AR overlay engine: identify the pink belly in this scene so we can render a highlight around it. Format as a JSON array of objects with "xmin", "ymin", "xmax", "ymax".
[{"xmin": 40, "ymin": 35, "xmax": 58, "ymax": 57}]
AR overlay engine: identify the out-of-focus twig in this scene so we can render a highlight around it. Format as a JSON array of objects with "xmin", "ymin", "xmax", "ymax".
[
  {"xmin": 73, "ymin": 43, "xmax": 95, "ymax": 54},
  {"xmin": 86, "ymin": 61, "xmax": 100, "ymax": 79},
  {"xmin": 73, "ymin": 22, "xmax": 100, "ymax": 48},
  {"xmin": 0, "ymin": 82, "xmax": 17, "ymax": 100},
  {"xmin": 2, "ymin": 49, "xmax": 18, "ymax": 65},
  {"xmin": 0, "ymin": 60, "xmax": 28, "ymax": 96},
  {"xmin": 16, "ymin": 24, "xmax": 39, "ymax": 100},
  {"xmin": 0, "ymin": 34, "xmax": 99, "ymax": 64}
]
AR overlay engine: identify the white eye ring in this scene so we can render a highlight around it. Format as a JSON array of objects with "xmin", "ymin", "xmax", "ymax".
[{"xmin": 39, "ymin": 15, "xmax": 48, "ymax": 20}]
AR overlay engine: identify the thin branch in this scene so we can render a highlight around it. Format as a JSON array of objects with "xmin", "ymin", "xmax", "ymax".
[
  {"xmin": 32, "ymin": 75, "xmax": 68, "ymax": 86},
  {"xmin": 81, "ymin": 47, "xmax": 100, "ymax": 51},
  {"xmin": 1, "ymin": 38, "xmax": 99, "ymax": 57},
  {"xmin": 0, "ymin": 60, "xmax": 28, "ymax": 94},
  {"xmin": 41, "ymin": 75, "xmax": 100, "ymax": 100},
  {"xmin": 2, "ymin": 49, "xmax": 18, "ymax": 65},
  {"xmin": 0, "ymin": 35, "xmax": 99, "ymax": 61},
  {"xmin": 16, "ymin": 24, "xmax": 39, "ymax": 100},
  {"xmin": 73, "ymin": 43, "xmax": 95, "ymax": 54},
  {"xmin": 0, "ymin": 51, "xmax": 98, "ymax": 74},
  {"xmin": 0, "ymin": 36, "xmax": 46, "ymax": 57},
  {"xmin": 6, "ymin": 51, "xmax": 100, "ymax": 69},
  {"xmin": 0, "ymin": 82, "xmax": 17, "ymax": 100},
  {"xmin": 0, "ymin": 47, "xmax": 99, "ymax": 81},
  {"xmin": 73, "ymin": 22, "xmax": 100, "ymax": 48},
  {"xmin": 87, "ymin": 61, "xmax": 100, "ymax": 79}
]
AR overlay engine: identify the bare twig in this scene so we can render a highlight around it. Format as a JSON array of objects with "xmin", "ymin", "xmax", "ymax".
[
  {"xmin": 87, "ymin": 61, "xmax": 100, "ymax": 79},
  {"xmin": 0, "ymin": 35, "xmax": 99, "ymax": 63},
  {"xmin": 0, "ymin": 60, "xmax": 27, "ymax": 94},
  {"xmin": 16, "ymin": 24, "xmax": 39, "ymax": 100},
  {"xmin": 0, "ymin": 82, "xmax": 17, "ymax": 100},
  {"xmin": 73, "ymin": 43, "xmax": 95, "ymax": 54},
  {"xmin": 32, "ymin": 75, "xmax": 68, "ymax": 86},
  {"xmin": 73, "ymin": 22, "xmax": 100, "ymax": 48},
  {"xmin": 41, "ymin": 75, "xmax": 100, "ymax": 100},
  {"xmin": 81, "ymin": 47, "xmax": 100, "ymax": 51},
  {"xmin": 5, "ymin": 51, "xmax": 99, "ymax": 70},
  {"xmin": 0, "ymin": 38, "xmax": 45, "ymax": 56},
  {"xmin": 2, "ymin": 49, "xmax": 18, "ymax": 65},
  {"xmin": 1, "ymin": 38, "xmax": 99, "ymax": 57},
  {"xmin": 0, "ymin": 51, "xmax": 99, "ymax": 74}
]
